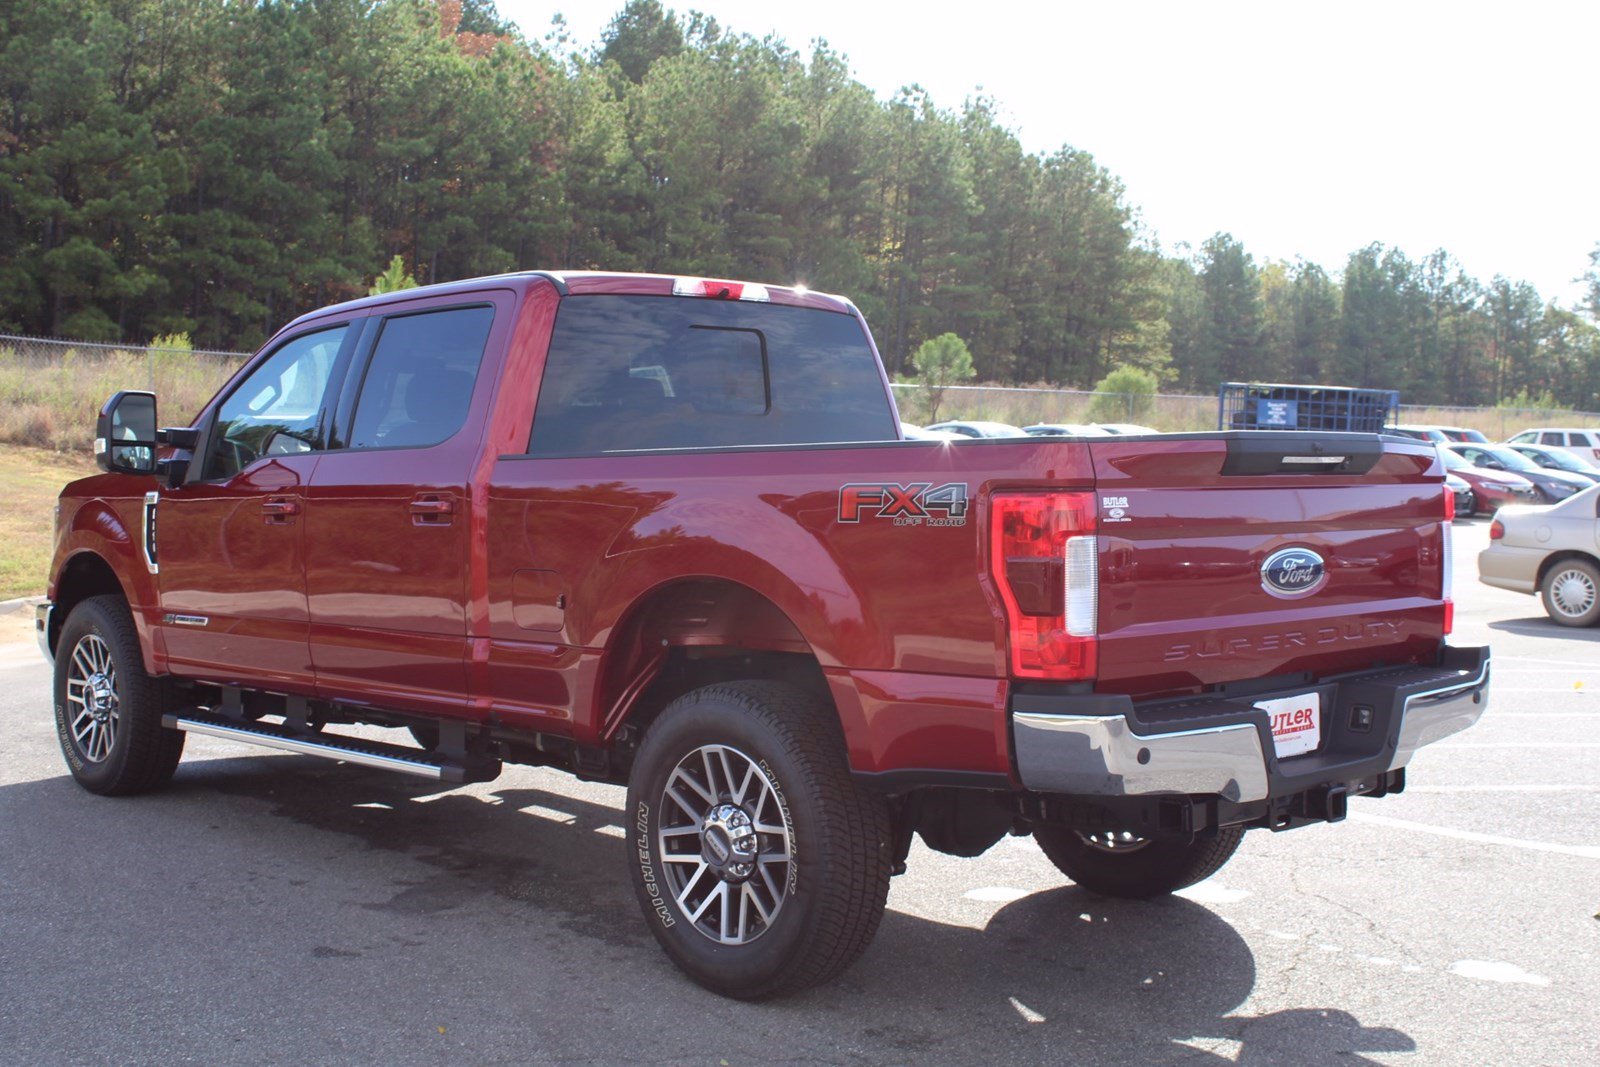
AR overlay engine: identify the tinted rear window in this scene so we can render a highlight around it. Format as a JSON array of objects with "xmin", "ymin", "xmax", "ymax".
[
  {"xmin": 527, "ymin": 296, "xmax": 895, "ymax": 454},
  {"xmin": 348, "ymin": 306, "xmax": 493, "ymax": 450}
]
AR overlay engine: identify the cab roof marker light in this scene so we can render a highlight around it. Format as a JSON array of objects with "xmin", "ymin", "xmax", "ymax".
[{"xmin": 671, "ymin": 277, "xmax": 770, "ymax": 302}]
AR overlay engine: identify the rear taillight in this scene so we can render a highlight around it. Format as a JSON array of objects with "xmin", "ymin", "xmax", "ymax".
[
  {"xmin": 1442, "ymin": 486, "xmax": 1455, "ymax": 635},
  {"xmin": 1488, "ymin": 519, "xmax": 1504, "ymax": 540},
  {"xmin": 990, "ymin": 492, "xmax": 1097, "ymax": 680}
]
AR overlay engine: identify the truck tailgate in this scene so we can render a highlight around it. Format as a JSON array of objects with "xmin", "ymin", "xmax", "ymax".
[{"xmin": 1087, "ymin": 433, "xmax": 1449, "ymax": 697}]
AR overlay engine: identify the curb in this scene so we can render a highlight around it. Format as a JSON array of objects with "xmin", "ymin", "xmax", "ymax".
[{"xmin": 0, "ymin": 595, "xmax": 45, "ymax": 615}]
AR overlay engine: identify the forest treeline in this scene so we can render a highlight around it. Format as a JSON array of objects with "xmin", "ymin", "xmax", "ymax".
[{"xmin": 3, "ymin": 0, "xmax": 1599, "ymax": 408}]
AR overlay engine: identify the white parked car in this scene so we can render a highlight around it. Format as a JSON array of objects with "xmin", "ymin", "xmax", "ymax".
[
  {"xmin": 1094, "ymin": 423, "xmax": 1161, "ymax": 435},
  {"xmin": 1478, "ymin": 484, "xmax": 1600, "ymax": 626},
  {"xmin": 1504, "ymin": 427, "xmax": 1600, "ymax": 466},
  {"xmin": 1023, "ymin": 423, "xmax": 1110, "ymax": 437},
  {"xmin": 924, "ymin": 420, "xmax": 1028, "ymax": 438},
  {"xmin": 900, "ymin": 422, "xmax": 963, "ymax": 441}
]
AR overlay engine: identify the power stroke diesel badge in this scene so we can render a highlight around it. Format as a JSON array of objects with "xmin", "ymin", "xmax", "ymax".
[{"xmin": 1260, "ymin": 546, "xmax": 1328, "ymax": 599}]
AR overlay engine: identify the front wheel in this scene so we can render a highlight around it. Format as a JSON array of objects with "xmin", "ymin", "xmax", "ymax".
[
  {"xmin": 1540, "ymin": 558, "xmax": 1600, "ymax": 627},
  {"xmin": 624, "ymin": 681, "xmax": 891, "ymax": 999},
  {"xmin": 53, "ymin": 595, "xmax": 185, "ymax": 795},
  {"xmin": 1033, "ymin": 825, "xmax": 1245, "ymax": 899}
]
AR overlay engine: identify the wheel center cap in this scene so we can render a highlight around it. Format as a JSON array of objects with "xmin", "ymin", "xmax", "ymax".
[
  {"xmin": 85, "ymin": 674, "xmax": 114, "ymax": 716},
  {"xmin": 701, "ymin": 803, "xmax": 759, "ymax": 880}
]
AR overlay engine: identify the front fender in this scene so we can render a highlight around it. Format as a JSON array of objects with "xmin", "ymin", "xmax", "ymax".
[{"xmin": 51, "ymin": 487, "xmax": 164, "ymax": 673}]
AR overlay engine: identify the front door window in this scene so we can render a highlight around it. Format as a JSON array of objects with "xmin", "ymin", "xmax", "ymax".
[{"xmin": 205, "ymin": 325, "xmax": 348, "ymax": 480}]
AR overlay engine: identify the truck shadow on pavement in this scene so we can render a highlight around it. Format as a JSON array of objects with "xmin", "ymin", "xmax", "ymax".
[
  {"xmin": 1488, "ymin": 617, "xmax": 1600, "ymax": 642},
  {"xmin": 9, "ymin": 756, "xmax": 1417, "ymax": 1065}
]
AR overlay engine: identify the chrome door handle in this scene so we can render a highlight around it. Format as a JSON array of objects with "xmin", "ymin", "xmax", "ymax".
[
  {"xmin": 410, "ymin": 495, "xmax": 454, "ymax": 525},
  {"xmin": 262, "ymin": 496, "xmax": 299, "ymax": 523}
]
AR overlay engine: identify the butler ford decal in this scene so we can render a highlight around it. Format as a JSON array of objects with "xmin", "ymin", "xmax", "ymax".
[{"xmin": 838, "ymin": 482, "xmax": 969, "ymax": 527}]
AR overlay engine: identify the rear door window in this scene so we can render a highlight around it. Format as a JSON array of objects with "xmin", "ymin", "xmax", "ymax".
[
  {"xmin": 528, "ymin": 296, "xmax": 895, "ymax": 454},
  {"xmin": 347, "ymin": 306, "xmax": 494, "ymax": 450},
  {"xmin": 1541, "ymin": 431, "xmax": 1564, "ymax": 445}
]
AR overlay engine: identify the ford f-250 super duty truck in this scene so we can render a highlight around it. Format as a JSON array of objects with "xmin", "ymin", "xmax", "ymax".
[{"xmin": 40, "ymin": 271, "xmax": 1489, "ymax": 999}]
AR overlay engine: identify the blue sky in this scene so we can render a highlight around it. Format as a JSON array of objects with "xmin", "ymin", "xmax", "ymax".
[{"xmin": 500, "ymin": 0, "xmax": 1599, "ymax": 303}]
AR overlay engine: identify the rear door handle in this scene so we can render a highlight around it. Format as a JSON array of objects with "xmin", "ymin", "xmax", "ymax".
[
  {"xmin": 262, "ymin": 496, "xmax": 299, "ymax": 523},
  {"xmin": 410, "ymin": 495, "xmax": 454, "ymax": 525}
]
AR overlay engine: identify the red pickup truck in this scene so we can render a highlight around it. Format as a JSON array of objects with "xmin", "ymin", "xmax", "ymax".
[{"xmin": 40, "ymin": 271, "xmax": 1489, "ymax": 998}]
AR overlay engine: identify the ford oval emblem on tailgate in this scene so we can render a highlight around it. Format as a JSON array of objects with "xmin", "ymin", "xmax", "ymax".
[{"xmin": 1261, "ymin": 547, "xmax": 1327, "ymax": 598}]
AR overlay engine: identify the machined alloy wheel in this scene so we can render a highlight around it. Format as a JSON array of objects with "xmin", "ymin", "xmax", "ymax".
[
  {"xmin": 1034, "ymin": 824, "xmax": 1245, "ymax": 899},
  {"xmin": 625, "ymin": 681, "xmax": 891, "ymax": 999},
  {"xmin": 1541, "ymin": 559, "xmax": 1600, "ymax": 627},
  {"xmin": 53, "ymin": 594, "xmax": 185, "ymax": 795},
  {"xmin": 65, "ymin": 634, "xmax": 120, "ymax": 763},
  {"xmin": 1078, "ymin": 829, "xmax": 1153, "ymax": 854},
  {"xmin": 657, "ymin": 743, "xmax": 793, "ymax": 945}
]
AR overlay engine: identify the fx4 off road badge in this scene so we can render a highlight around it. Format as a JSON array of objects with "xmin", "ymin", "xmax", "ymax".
[{"xmin": 838, "ymin": 482, "xmax": 969, "ymax": 527}]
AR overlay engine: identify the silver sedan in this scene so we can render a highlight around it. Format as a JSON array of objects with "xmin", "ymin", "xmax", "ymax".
[{"xmin": 1478, "ymin": 484, "xmax": 1600, "ymax": 626}]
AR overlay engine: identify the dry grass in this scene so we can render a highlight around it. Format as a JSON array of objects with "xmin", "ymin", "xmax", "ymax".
[
  {"xmin": 894, "ymin": 385, "xmax": 1221, "ymax": 431},
  {"xmin": 0, "ymin": 447, "xmax": 96, "ymax": 600},
  {"xmin": 0, "ymin": 343, "xmax": 241, "ymax": 454},
  {"xmin": 893, "ymin": 384, "xmax": 1600, "ymax": 436}
]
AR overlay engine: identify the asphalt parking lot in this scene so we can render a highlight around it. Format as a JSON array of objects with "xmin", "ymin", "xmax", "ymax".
[{"xmin": 1, "ymin": 517, "xmax": 1596, "ymax": 1066}]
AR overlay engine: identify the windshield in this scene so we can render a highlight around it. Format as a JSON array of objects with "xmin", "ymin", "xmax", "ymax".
[
  {"xmin": 1479, "ymin": 446, "xmax": 1540, "ymax": 471},
  {"xmin": 1437, "ymin": 447, "xmax": 1468, "ymax": 471},
  {"xmin": 1531, "ymin": 448, "xmax": 1597, "ymax": 473}
]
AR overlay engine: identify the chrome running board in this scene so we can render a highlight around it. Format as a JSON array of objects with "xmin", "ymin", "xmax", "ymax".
[{"xmin": 162, "ymin": 712, "xmax": 499, "ymax": 784}]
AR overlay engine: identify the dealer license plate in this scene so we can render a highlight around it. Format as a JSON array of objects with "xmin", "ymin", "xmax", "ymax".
[{"xmin": 1255, "ymin": 692, "xmax": 1322, "ymax": 759}]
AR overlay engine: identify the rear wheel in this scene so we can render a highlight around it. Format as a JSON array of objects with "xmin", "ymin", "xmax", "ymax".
[
  {"xmin": 624, "ymin": 681, "xmax": 891, "ymax": 999},
  {"xmin": 1541, "ymin": 558, "xmax": 1600, "ymax": 627},
  {"xmin": 53, "ymin": 595, "xmax": 184, "ymax": 795},
  {"xmin": 1033, "ymin": 825, "xmax": 1245, "ymax": 899}
]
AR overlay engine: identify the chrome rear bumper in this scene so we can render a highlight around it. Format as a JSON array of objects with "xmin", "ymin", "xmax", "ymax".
[
  {"xmin": 1013, "ymin": 647, "xmax": 1490, "ymax": 803},
  {"xmin": 1014, "ymin": 713, "xmax": 1268, "ymax": 802}
]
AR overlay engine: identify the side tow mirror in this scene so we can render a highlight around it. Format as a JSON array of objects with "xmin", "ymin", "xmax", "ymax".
[
  {"xmin": 95, "ymin": 391, "xmax": 158, "ymax": 475},
  {"xmin": 157, "ymin": 426, "xmax": 200, "ymax": 486}
]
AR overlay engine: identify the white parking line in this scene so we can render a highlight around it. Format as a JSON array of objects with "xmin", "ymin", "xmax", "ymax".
[
  {"xmin": 1449, "ymin": 960, "xmax": 1551, "ymax": 987},
  {"xmin": 1494, "ymin": 657, "xmax": 1600, "ymax": 669},
  {"xmin": 1484, "ymin": 688, "xmax": 1592, "ymax": 693},
  {"xmin": 1348, "ymin": 813, "xmax": 1600, "ymax": 859},
  {"xmin": 1435, "ymin": 743, "xmax": 1600, "ymax": 749},
  {"xmin": 1405, "ymin": 784, "xmax": 1598, "ymax": 794},
  {"xmin": 1480, "ymin": 715, "xmax": 1599, "ymax": 721}
]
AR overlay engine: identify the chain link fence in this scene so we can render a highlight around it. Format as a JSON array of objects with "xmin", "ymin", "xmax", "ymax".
[
  {"xmin": 0, "ymin": 334, "xmax": 249, "ymax": 452},
  {"xmin": 4, "ymin": 333, "xmax": 1597, "ymax": 451},
  {"xmin": 891, "ymin": 383, "xmax": 1600, "ymax": 438}
]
